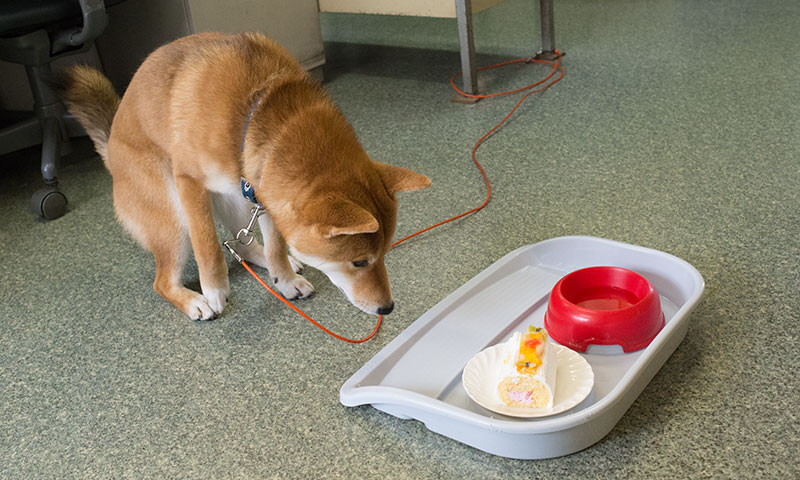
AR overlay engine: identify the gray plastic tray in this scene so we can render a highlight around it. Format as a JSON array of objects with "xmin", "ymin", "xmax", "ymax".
[{"xmin": 340, "ymin": 236, "xmax": 705, "ymax": 459}]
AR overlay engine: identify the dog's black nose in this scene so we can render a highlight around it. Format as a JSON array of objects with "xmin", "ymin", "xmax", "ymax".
[{"xmin": 377, "ymin": 302, "xmax": 394, "ymax": 315}]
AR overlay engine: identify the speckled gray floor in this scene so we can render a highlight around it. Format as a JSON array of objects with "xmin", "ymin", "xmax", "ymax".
[{"xmin": 1, "ymin": 0, "xmax": 798, "ymax": 478}]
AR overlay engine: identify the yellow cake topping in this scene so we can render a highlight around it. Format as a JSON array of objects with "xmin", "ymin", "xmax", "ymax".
[{"xmin": 515, "ymin": 326, "xmax": 546, "ymax": 375}]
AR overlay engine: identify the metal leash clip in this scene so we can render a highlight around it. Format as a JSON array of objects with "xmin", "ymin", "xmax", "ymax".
[{"xmin": 223, "ymin": 205, "xmax": 264, "ymax": 262}]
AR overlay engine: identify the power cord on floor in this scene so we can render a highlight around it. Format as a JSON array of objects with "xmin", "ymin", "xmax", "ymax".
[{"xmin": 234, "ymin": 51, "xmax": 564, "ymax": 343}]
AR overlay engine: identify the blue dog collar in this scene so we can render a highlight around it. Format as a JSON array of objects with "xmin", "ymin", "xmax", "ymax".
[
  {"xmin": 240, "ymin": 98, "xmax": 262, "ymax": 154},
  {"xmin": 240, "ymin": 96, "xmax": 264, "ymax": 208},
  {"xmin": 240, "ymin": 178, "xmax": 262, "ymax": 207}
]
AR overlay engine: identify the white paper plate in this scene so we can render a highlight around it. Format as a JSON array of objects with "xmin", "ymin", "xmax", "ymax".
[{"xmin": 462, "ymin": 344, "xmax": 594, "ymax": 418}]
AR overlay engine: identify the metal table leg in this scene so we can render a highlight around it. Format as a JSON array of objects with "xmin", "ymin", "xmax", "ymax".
[
  {"xmin": 535, "ymin": 0, "xmax": 561, "ymax": 61},
  {"xmin": 453, "ymin": 0, "xmax": 481, "ymax": 103},
  {"xmin": 453, "ymin": 0, "xmax": 561, "ymax": 101}
]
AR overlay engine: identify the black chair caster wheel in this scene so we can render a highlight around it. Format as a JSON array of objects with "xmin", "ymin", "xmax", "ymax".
[{"xmin": 31, "ymin": 187, "xmax": 68, "ymax": 220}]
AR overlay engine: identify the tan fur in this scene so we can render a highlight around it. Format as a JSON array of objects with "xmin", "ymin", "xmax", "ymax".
[
  {"xmin": 58, "ymin": 64, "xmax": 120, "ymax": 160},
  {"xmin": 59, "ymin": 32, "xmax": 430, "ymax": 320}
]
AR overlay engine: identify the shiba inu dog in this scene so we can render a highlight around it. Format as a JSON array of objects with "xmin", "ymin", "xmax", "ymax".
[{"xmin": 58, "ymin": 32, "xmax": 431, "ymax": 320}]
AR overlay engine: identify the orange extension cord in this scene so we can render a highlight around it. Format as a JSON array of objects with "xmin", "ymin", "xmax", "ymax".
[{"xmin": 237, "ymin": 51, "xmax": 564, "ymax": 343}]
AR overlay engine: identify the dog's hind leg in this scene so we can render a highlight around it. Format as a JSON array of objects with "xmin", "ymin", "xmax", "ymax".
[
  {"xmin": 287, "ymin": 253, "xmax": 304, "ymax": 274},
  {"xmin": 114, "ymin": 183, "xmax": 224, "ymax": 320},
  {"xmin": 151, "ymin": 228, "xmax": 223, "ymax": 321},
  {"xmin": 108, "ymin": 142, "xmax": 225, "ymax": 320}
]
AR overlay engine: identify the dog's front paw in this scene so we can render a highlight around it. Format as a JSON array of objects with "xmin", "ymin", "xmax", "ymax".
[
  {"xmin": 201, "ymin": 286, "xmax": 229, "ymax": 317},
  {"xmin": 274, "ymin": 274, "xmax": 315, "ymax": 300},
  {"xmin": 187, "ymin": 292, "xmax": 221, "ymax": 321}
]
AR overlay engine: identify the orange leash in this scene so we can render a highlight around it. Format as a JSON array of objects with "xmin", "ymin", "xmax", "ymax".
[
  {"xmin": 240, "ymin": 261, "xmax": 381, "ymax": 343},
  {"xmin": 394, "ymin": 51, "xmax": 564, "ymax": 246},
  {"xmin": 237, "ymin": 51, "xmax": 564, "ymax": 342}
]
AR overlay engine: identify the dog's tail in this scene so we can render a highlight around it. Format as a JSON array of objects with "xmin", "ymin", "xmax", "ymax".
[{"xmin": 55, "ymin": 65, "xmax": 120, "ymax": 162}]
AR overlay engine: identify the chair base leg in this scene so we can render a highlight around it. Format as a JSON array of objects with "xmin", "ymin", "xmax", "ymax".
[
  {"xmin": 33, "ymin": 116, "xmax": 70, "ymax": 220},
  {"xmin": 31, "ymin": 186, "xmax": 68, "ymax": 220}
]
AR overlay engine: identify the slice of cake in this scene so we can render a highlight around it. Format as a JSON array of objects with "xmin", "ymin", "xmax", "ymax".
[{"xmin": 497, "ymin": 326, "xmax": 557, "ymax": 408}]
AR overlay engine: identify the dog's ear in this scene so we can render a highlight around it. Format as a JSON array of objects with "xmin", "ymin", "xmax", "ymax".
[
  {"xmin": 313, "ymin": 200, "xmax": 379, "ymax": 238},
  {"xmin": 376, "ymin": 162, "xmax": 432, "ymax": 194}
]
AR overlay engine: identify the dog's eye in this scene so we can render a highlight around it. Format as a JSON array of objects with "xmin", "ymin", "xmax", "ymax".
[{"xmin": 352, "ymin": 260, "xmax": 369, "ymax": 268}]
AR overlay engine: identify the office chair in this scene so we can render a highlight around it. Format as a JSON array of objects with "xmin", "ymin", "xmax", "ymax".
[{"xmin": 0, "ymin": 0, "xmax": 111, "ymax": 220}]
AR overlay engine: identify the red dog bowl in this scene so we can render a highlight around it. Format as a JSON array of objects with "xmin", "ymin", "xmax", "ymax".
[{"xmin": 544, "ymin": 266, "xmax": 664, "ymax": 353}]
